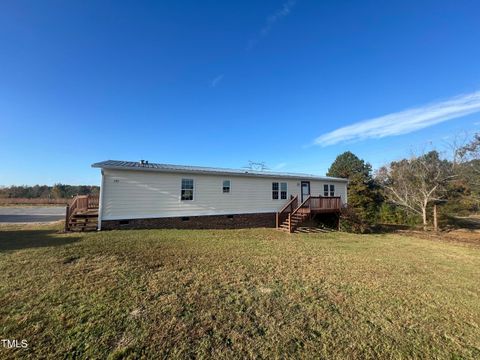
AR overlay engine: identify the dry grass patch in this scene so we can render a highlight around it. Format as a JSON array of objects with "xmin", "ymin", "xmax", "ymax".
[{"xmin": 0, "ymin": 224, "xmax": 479, "ymax": 359}]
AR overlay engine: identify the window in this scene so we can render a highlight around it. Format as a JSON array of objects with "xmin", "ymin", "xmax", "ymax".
[
  {"xmin": 280, "ymin": 182, "xmax": 287, "ymax": 200},
  {"xmin": 324, "ymin": 184, "xmax": 335, "ymax": 196},
  {"xmin": 272, "ymin": 182, "xmax": 287, "ymax": 200},
  {"xmin": 181, "ymin": 178, "xmax": 194, "ymax": 201},
  {"xmin": 272, "ymin": 182, "xmax": 279, "ymax": 199},
  {"xmin": 223, "ymin": 180, "xmax": 231, "ymax": 193}
]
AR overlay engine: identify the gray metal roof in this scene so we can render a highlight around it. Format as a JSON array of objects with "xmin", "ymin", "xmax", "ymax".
[{"xmin": 91, "ymin": 160, "xmax": 348, "ymax": 182}]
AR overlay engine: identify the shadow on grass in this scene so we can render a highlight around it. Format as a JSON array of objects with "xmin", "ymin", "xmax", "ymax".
[
  {"xmin": 0, "ymin": 229, "xmax": 80, "ymax": 252},
  {"xmin": 444, "ymin": 215, "xmax": 480, "ymax": 230},
  {"xmin": 371, "ymin": 224, "xmax": 415, "ymax": 234}
]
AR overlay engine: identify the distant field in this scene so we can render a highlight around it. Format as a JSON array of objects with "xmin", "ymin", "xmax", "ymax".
[
  {"xmin": 0, "ymin": 225, "xmax": 479, "ymax": 359},
  {"xmin": 0, "ymin": 198, "xmax": 69, "ymax": 206}
]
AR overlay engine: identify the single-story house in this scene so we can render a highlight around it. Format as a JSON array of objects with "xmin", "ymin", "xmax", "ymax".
[{"xmin": 89, "ymin": 160, "xmax": 348, "ymax": 232}]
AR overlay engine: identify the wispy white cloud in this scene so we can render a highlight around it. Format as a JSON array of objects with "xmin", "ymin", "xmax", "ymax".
[
  {"xmin": 247, "ymin": 0, "xmax": 296, "ymax": 50},
  {"xmin": 209, "ymin": 74, "xmax": 224, "ymax": 88},
  {"xmin": 314, "ymin": 91, "xmax": 480, "ymax": 147},
  {"xmin": 474, "ymin": 121, "xmax": 480, "ymax": 126},
  {"xmin": 273, "ymin": 162, "xmax": 287, "ymax": 170}
]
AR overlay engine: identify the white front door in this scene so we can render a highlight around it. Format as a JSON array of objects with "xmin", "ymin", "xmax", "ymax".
[{"xmin": 301, "ymin": 181, "xmax": 310, "ymax": 202}]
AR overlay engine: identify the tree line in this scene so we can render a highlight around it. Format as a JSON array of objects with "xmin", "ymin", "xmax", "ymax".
[
  {"xmin": 327, "ymin": 133, "xmax": 480, "ymax": 232},
  {"xmin": 0, "ymin": 184, "xmax": 100, "ymax": 199}
]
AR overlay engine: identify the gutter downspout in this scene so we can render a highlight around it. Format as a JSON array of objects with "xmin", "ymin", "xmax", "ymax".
[
  {"xmin": 97, "ymin": 169, "xmax": 105, "ymax": 231},
  {"xmin": 345, "ymin": 179, "xmax": 348, "ymax": 206}
]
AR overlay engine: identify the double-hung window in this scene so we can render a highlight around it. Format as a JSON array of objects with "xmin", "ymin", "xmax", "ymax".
[
  {"xmin": 324, "ymin": 184, "xmax": 335, "ymax": 196},
  {"xmin": 223, "ymin": 180, "xmax": 231, "ymax": 193},
  {"xmin": 280, "ymin": 182, "xmax": 287, "ymax": 199},
  {"xmin": 272, "ymin": 182, "xmax": 279, "ymax": 199},
  {"xmin": 272, "ymin": 182, "xmax": 287, "ymax": 200},
  {"xmin": 181, "ymin": 179, "xmax": 194, "ymax": 201}
]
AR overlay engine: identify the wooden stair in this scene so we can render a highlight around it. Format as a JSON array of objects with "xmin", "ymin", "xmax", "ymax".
[
  {"xmin": 65, "ymin": 195, "xmax": 99, "ymax": 232},
  {"xmin": 68, "ymin": 210, "xmax": 98, "ymax": 232},
  {"xmin": 278, "ymin": 211, "xmax": 310, "ymax": 233}
]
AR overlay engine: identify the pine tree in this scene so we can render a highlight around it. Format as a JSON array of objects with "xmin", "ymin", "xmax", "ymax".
[{"xmin": 327, "ymin": 151, "xmax": 381, "ymax": 231}]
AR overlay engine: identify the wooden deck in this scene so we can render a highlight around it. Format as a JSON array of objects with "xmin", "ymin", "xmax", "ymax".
[{"xmin": 277, "ymin": 195, "xmax": 342, "ymax": 233}]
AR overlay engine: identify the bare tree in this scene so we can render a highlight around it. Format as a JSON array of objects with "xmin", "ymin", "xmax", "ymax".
[
  {"xmin": 456, "ymin": 133, "xmax": 480, "ymax": 162},
  {"xmin": 454, "ymin": 133, "xmax": 480, "ymax": 207},
  {"xmin": 377, "ymin": 151, "xmax": 454, "ymax": 230},
  {"xmin": 442, "ymin": 131, "xmax": 471, "ymax": 168},
  {"xmin": 456, "ymin": 133, "xmax": 480, "ymax": 181}
]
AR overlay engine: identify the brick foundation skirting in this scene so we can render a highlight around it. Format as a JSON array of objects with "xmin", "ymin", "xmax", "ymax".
[{"xmin": 101, "ymin": 212, "xmax": 277, "ymax": 230}]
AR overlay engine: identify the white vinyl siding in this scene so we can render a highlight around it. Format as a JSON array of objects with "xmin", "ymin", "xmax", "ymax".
[
  {"xmin": 101, "ymin": 169, "xmax": 348, "ymax": 220},
  {"xmin": 310, "ymin": 182, "xmax": 346, "ymax": 202}
]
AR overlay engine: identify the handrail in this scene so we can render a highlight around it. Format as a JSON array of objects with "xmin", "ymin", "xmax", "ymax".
[
  {"xmin": 276, "ymin": 195, "xmax": 298, "ymax": 228},
  {"xmin": 285, "ymin": 195, "xmax": 312, "ymax": 233},
  {"xmin": 278, "ymin": 195, "xmax": 298, "ymax": 214},
  {"xmin": 291, "ymin": 195, "xmax": 312, "ymax": 217}
]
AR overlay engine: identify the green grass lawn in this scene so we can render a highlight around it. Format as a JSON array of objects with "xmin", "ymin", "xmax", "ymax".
[{"xmin": 0, "ymin": 224, "xmax": 479, "ymax": 359}]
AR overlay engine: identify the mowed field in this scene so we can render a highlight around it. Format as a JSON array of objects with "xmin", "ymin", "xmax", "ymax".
[{"xmin": 0, "ymin": 224, "xmax": 479, "ymax": 359}]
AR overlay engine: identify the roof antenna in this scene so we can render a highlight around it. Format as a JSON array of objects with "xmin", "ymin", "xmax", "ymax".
[{"xmin": 243, "ymin": 161, "xmax": 269, "ymax": 171}]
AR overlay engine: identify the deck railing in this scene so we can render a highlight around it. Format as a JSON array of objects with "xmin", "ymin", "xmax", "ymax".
[
  {"xmin": 309, "ymin": 196, "xmax": 342, "ymax": 212},
  {"xmin": 276, "ymin": 195, "xmax": 298, "ymax": 228},
  {"xmin": 65, "ymin": 195, "xmax": 99, "ymax": 231},
  {"xmin": 287, "ymin": 196, "xmax": 342, "ymax": 232},
  {"xmin": 87, "ymin": 195, "xmax": 99, "ymax": 209}
]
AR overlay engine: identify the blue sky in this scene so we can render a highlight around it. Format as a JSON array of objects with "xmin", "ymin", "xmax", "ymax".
[{"xmin": 1, "ymin": 0, "xmax": 480, "ymax": 185}]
